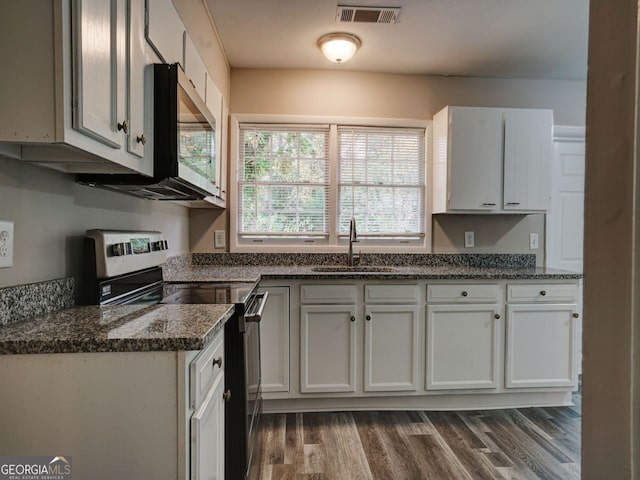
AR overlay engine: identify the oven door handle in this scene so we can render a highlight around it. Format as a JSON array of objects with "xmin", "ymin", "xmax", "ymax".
[{"xmin": 243, "ymin": 291, "xmax": 269, "ymax": 323}]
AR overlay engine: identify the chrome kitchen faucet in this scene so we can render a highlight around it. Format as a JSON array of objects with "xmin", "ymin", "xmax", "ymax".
[{"xmin": 348, "ymin": 217, "xmax": 360, "ymax": 266}]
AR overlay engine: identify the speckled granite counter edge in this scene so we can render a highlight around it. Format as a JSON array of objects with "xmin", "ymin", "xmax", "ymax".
[
  {"xmin": 0, "ymin": 278, "xmax": 75, "ymax": 326},
  {"xmin": 0, "ymin": 305, "xmax": 235, "ymax": 355},
  {"xmin": 259, "ymin": 271, "xmax": 583, "ymax": 281}
]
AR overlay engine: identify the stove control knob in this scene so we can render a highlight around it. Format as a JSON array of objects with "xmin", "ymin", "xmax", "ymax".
[
  {"xmin": 163, "ymin": 240, "xmax": 169, "ymax": 250},
  {"xmin": 110, "ymin": 243, "xmax": 125, "ymax": 256}
]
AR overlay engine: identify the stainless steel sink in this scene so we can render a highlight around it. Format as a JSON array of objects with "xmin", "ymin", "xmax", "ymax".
[{"xmin": 311, "ymin": 265, "xmax": 397, "ymax": 273}]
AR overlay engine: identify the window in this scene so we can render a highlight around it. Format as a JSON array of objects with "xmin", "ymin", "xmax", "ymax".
[
  {"xmin": 338, "ymin": 126, "xmax": 425, "ymax": 240},
  {"xmin": 234, "ymin": 120, "xmax": 427, "ymax": 250},
  {"xmin": 238, "ymin": 124, "xmax": 330, "ymax": 240}
]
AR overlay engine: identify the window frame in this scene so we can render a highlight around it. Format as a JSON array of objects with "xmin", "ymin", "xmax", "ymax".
[{"xmin": 229, "ymin": 114, "xmax": 432, "ymax": 253}]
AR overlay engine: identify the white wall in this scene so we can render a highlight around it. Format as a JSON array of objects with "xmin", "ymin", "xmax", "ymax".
[
  {"xmin": 230, "ymin": 69, "xmax": 586, "ymax": 125},
  {"xmin": 0, "ymin": 157, "xmax": 189, "ymax": 288}
]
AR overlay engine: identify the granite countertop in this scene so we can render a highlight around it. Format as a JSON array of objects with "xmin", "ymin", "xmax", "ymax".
[
  {"xmin": 164, "ymin": 264, "xmax": 582, "ymax": 283},
  {"xmin": 0, "ymin": 303, "xmax": 234, "ymax": 355}
]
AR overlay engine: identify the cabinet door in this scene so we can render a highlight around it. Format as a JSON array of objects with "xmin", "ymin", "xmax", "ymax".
[
  {"xmin": 300, "ymin": 305, "xmax": 357, "ymax": 393},
  {"xmin": 144, "ymin": 0, "xmax": 185, "ymax": 65},
  {"xmin": 448, "ymin": 107, "xmax": 503, "ymax": 211},
  {"xmin": 219, "ymin": 100, "xmax": 229, "ymax": 202},
  {"xmin": 72, "ymin": 0, "xmax": 123, "ymax": 148},
  {"xmin": 364, "ymin": 305, "xmax": 419, "ymax": 392},
  {"xmin": 505, "ymin": 304, "xmax": 578, "ymax": 388},
  {"xmin": 259, "ymin": 286, "xmax": 290, "ymax": 393},
  {"xmin": 503, "ymin": 109, "xmax": 553, "ymax": 211},
  {"xmin": 191, "ymin": 372, "xmax": 225, "ymax": 480},
  {"xmin": 183, "ymin": 32, "xmax": 207, "ymax": 100},
  {"xmin": 426, "ymin": 304, "xmax": 501, "ymax": 390},
  {"xmin": 205, "ymin": 74, "xmax": 223, "ymax": 197},
  {"xmin": 127, "ymin": 0, "xmax": 146, "ymax": 158}
]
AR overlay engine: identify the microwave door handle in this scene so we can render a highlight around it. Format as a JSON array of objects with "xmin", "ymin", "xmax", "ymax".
[{"xmin": 243, "ymin": 291, "xmax": 269, "ymax": 323}]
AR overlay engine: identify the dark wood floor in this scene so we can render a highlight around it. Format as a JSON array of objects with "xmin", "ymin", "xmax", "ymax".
[{"xmin": 250, "ymin": 394, "xmax": 581, "ymax": 480}]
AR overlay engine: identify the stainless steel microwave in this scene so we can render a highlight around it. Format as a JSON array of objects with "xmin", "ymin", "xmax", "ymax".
[{"xmin": 78, "ymin": 63, "xmax": 222, "ymax": 207}]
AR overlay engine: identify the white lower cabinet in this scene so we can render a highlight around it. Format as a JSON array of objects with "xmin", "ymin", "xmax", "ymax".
[
  {"xmin": 426, "ymin": 304, "xmax": 501, "ymax": 390},
  {"xmin": 505, "ymin": 303, "xmax": 578, "ymax": 388},
  {"xmin": 0, "ymin": 329, "xmax": 226, "ymax": 480},
  {"xmin": 300, "ymin": 304, "xmax": 357, "ymax": 393},
  {"xmin": 364, "ymin": 304, "xmax": 419, "ymax": 392},
  {"xmin": 258, "ymin": 279, "xmax": 581, "ymax": 412},
  {"xmin": 505, "ymin": 283, "xmax": 579, "ymax": 389},
  {"xmin": 259, "ymin": 286, "xmax": 290, "ymax": 393}
]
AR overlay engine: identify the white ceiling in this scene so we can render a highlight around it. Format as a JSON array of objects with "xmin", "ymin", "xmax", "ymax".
[{"xmin": 205, "ymin": 0, "xmax": 589, "ymax": 80}]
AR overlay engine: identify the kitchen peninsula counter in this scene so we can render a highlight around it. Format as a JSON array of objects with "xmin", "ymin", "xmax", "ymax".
[{"xmin": 0, "ymin": 303, "xmax": 234, "ymax": 354}]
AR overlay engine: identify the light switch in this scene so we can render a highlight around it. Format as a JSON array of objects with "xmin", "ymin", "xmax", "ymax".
[{"xmin": 0, "ymin": 220, "xmax": 14, "ymax": 268}]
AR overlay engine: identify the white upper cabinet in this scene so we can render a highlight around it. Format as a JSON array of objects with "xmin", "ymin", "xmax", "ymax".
[
  {"xmin": 0, "ymin": 0, "xmax": 153, "ymax": 175},
  {"xmin": 503, "ymin": 109, "xmax": 553, "ymax": 211},
  {"xmin": 433, "ymin": 106, "xmax": 553, "ymax": 214},
  {"xmin": 206, "ymin": 73, "xmax": 223, "ymax": 198},
  {"xmin": 72, "ymin": 0, "xmax": 123, "ymax": 148},
  {"xmin": 184, "ymin": 32, "xmax": 207, "ymax": 100},
  {"xmin": 127, "ymin": 0, "xmax": 148, "ymax": 158},
  {"xmin": 144, "ymin": 0, "xmax": 185, "ymax": 66},
  {"xmin": 434, "ymin": 107, "xmax": 503, "ymax": 212}
]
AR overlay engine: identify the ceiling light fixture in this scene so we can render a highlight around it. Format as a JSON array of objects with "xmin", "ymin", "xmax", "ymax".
[{"xmin": 317, "ymin": 33, "xmax": 362, "ymax": 64}]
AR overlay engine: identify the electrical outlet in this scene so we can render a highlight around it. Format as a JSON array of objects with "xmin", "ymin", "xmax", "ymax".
[
  {"xmin": 214, "ymin": 230, "xmax": 226, "ymax": 249},
  {"xmin": 464, "ymin": 231, "xmax": 475, "ymax": 248},
  {"xmin": 0, "ymin": 220, "xmax": 14, "ymax": 268},
  {"xmin": 530, "ymin": 233, "xmax": 539, "ymax": 250}
]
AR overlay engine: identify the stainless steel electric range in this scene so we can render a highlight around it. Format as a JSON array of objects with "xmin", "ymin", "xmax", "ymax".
[{"xmin": 81, "ymin": 230, "xmax": 266, "ymax": 480}]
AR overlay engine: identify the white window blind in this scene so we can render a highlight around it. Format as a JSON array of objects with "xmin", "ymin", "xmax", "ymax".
[
  {"xmin": 338, "ymin": 126, "xmax": 425, "ymax": 238},
  {"xmin": 238, "ymin": 124, "xmax": 330, "ymax": 238}
]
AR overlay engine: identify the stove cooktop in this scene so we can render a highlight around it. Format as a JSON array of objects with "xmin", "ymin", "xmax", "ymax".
[{"xmin": 161, "ymin": 282, "xmax": 258, "ymax": 306}]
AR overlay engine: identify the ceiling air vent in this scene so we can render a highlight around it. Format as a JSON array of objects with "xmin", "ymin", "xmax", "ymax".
[{"xmin": 336, "ymin": 6, "xmax": 400, "ymax": 24}]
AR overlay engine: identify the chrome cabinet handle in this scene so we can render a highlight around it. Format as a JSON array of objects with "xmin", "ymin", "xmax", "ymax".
[
  {"xmin": 117, "ymin": 120, "xmax": 129, "ymax": 134},
  {"xmin": 540, "ymin": 291, "xmax": 547, "ymax": 296},
  {"xmin": 212, "ymin": 356, "xmax": 222, "ymax": 368},
  {"xmin": 482, "ymin": 203, "xmax": 496, "ymax": 206},
  {"xmin": 462, "ymin": 291, "xmax": 468, "ymax": 297},
  {"xmin": 136, "ymin": 134, "xmax": 146, "ymax": 145},
  {"xmin": 223, "ymin": 390, "xmax": 232, "ymax": 402},
  {"xmin": 365, "ymin": 315, "xmax": 371, "ymax": 321},
  {"xmin": 350, "ymin": 316, "xmax": 356, "ymax": 322},
  {"xmin": 506, "ymin": 202, "xmax": 521, "ymax": 205},
  {"xmin": 494, "ymin": 313, "xmax": 501, "ymax": 319},
  {"xmin": 573, "ymin": 313, "xmax": 579, "ymax": 318}
]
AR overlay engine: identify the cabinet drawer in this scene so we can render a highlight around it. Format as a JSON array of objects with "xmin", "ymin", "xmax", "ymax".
[
  {"xmin": 365, "ymin": 284, "xmax": 419, "ymax": 303},
  {"xmin": 427, "ymin": 284, "xmax": 501, "ymax": 303},
  {"xmin": 300, "ymin": 284, "xmax": 357, "ymax": 304},
  {"xmin": 507, "ymin": 284, "xmax": 579, "ymax": 303},
  {"xmin": 190, "ymin": 331, "xmax": 224, "ymax": 409}
]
